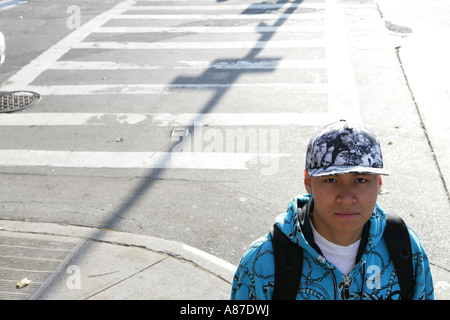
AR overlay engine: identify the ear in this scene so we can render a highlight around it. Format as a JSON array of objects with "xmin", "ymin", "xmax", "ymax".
[
  {"xmin": 378, "ymin": 175, "xmax": 383, "ymax": 193},
  {"xmin": 304, "ymin": 170, "xmax": 313, "ymax": 194}
]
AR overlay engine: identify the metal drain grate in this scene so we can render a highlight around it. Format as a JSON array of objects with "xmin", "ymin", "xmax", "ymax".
[
  {"xmin": 0, "ymin": 91, "xmax": 41, "ymax": 113},
  {"xmin": 0, "ymin": 232, "xmax": 79, "ymax": 300}
]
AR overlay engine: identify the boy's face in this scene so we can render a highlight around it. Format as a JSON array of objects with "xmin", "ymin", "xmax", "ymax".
[{"xmin": 304, "ymin": 172, "xmax": 382, "ymax": 245}]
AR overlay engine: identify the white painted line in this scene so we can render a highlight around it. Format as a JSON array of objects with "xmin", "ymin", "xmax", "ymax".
[
  {"xmin": 0, "ymin": 0, "xmax": 26, "ymax": 11},
  {"xmin": 0, "ymin": 113, "xmax": 146, "ymax": 126},
  {"xmin": 0, "ymin": 113, "xmax": 101, "ymax": 126},
  {"xmin": 95, "ymin": 25, "xmax": 325, "ymax": 34},
  {"xmin": 0, "ymin": 150, "xmax": 288, "ymax": 170},
  {"xmin": 23, "ymin": 83, "xmax": 328, "ymax": 95},
  {"xmin": 0, "ymin": 0, "xmax": 136, "ymax": 90},
  {"xmin": 152, "ymin": 112, "xmax": 338, "ymax": 127},
  {"xmin": 150, "ymin": 112, "xmax": 339, "ymax": 127},
  {"xmin": 324, "ymin": 0, "xmax": 361, "ymax": 122},
  {"xmin": 129, "ymin": 3, "xmax": 325, "ymax": 11},
  {"xmin": 114, "ymin": 13, "xmax": 323, "ymax": 20},
  {"xmin": 49, "ymin": 61, "xmax": 163, "ymax": 70},
  {"xmin": 151, "ymin": 113, "xmax": 337, "ymax": 127},
  {"xmin": 73, "ymin": 40, "xmax": 325, "ymax": 50},
  {"xmin": 0, "ymin": 112, "xmax": 335, "ymax": 127},
  {"xmin": 174, "ymin": 59, "xmax": 327, "ymax": 70},
  {"xmin": 48, "ymin": 59, "xmax": 326, "ymax": 70}
]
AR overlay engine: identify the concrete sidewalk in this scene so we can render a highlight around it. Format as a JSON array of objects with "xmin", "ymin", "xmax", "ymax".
[
  {"xmin": 0, "ymin": 220, "xmax": 235, "ymax": 300},
  {"xmin": 377, "ymin": 0, "xmax": 450, "ymax": 200}
]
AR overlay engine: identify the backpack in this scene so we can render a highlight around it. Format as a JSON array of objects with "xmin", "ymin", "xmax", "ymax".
[{"xmin": 270, "ymin": 212, "xmax": 414, "ymax": 300}]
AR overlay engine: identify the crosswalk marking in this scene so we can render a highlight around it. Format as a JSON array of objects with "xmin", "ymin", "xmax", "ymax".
[
  {"xmin": 0, "ymin": 0, "xmax": 26, "ymax": 11},
  {"xmin": 49, "ymin": 60, "xmax": 327, "ymax": 70},
  {"xmin": 172, "ymin": 60, "xmax": 327, "ymax": 70},
  {"xmin": 73, "ymin": 40, "xmax": 325, "ymax": 50},
  {"xmin": 0, "ymin": 112, "xmax": 337, "ymax": 127},
  {"xmin": 95, "ymin": 26, "xmax": 325, "ymax": 34},
  {"xmin": 0, "ymin": 0, "xmax": 134, "ymax": 90},
  {"xmin": 149, "ymin": 112, "xmax": 340, "ymax": 127},
  {"xmin": 128, "ymin": 3, "xmax": 325, "ymax": 11},
  {"xmin": 324, "ymin": 0, "xmax": 360, "ymax": 120},
  {"xmin": 23, "ymin": 83, "xmax": 328, "ymax": 96},
  {"xmin": 113, "ymin": 13, "xmax": 323, "ymax": 20},
  {"xmin": 0, "ymin": 0, "xmax": 362, "ymax": 172},
  {"xmin": 0, "ymin": 150, "xmax": 289, "ymax": 171},
  {"xmin": 49, "ymin": 61, "xmax": 164, "ymax": 70}
]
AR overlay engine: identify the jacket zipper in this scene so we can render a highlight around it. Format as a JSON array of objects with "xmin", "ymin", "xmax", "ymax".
[
  {"xmin": 342, "ymin": 261, "xmax": 367, "ymax": 300},
  {"xmin": 343, "ymin": 275, "xmax": 351, "ymax": 300}
]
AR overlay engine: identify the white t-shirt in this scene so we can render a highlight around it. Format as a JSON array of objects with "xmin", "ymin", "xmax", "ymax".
[{"xmin": 310, "ymin": 222, "xmax": 360, "ymax": 275}]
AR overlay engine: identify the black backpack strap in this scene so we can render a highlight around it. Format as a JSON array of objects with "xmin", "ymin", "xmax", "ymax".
[
  {"xmin": 270, "ymin": 224, "xmax": 303, "ymax": 300},
  {"xmin": 383, "ymin": 213, "xmax": 414, "ymax": 300}
]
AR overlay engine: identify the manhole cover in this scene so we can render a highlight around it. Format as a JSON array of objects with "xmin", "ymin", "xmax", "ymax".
[{"xmin": 0, "ymin": 91, "xmax": 41, "ymax": 113}]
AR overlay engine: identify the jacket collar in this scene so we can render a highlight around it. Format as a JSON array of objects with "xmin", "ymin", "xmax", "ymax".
[{"xmin": 297, "ymin": 196, "xmax": 370, "ymax": 264}]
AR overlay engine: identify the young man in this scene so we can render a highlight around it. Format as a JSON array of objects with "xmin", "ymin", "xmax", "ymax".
[{"xmin": 231, "ymin": 120, "xmax": 434, "ymax": 300}]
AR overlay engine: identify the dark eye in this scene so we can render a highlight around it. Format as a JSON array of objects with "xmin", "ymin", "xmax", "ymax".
[
  {"xmin": 324, "ymin": 178, "xmax": 337, "ymax": 183},
  {"xmin": 355, "ymin": 178, "xmax": 367, "ymax": 183}
]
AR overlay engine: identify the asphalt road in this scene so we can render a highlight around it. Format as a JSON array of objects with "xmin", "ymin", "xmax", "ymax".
[{"xmin": 0, "ymin": 0, "xmax": 448, "ymax": 295}]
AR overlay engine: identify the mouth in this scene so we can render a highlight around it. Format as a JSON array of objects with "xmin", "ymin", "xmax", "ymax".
[{"xmin": 335, "ymin": 212, "xmax": 360, "ymax": 219}]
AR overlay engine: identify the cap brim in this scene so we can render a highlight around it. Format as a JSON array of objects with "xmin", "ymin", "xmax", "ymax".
[{"xmin": 308, "ymin": 166, "xmax": 389, "ymax": 177}]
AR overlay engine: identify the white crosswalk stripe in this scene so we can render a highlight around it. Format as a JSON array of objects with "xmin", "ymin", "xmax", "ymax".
[
  {"xmin": 0, "ymin": 112, "xmax": 337, "ymax": 127},
  {"xmin": 72, "ymin": 40, "xmax": 326, "ymax": 50},
  {"xmin": 128, "ymin": 3, "xmax": 325, "ymax": 10},
  {"xmin": 112, "ymin": 13, "xmax": 323, "ymax": 20},
  {"xmin": 0, "ymin": 0, "xmax": 27, "ymax": 11},
  {"xmin": 0, "ymin": 150, "xmax": 289, "ymax": 170},
  {"xmin": 22, "ymin": 83, "xmax": 328, "ymax": 95},
  {"xmin": 0, "ymin": 0, "xmax": 360, "ymax": 172},
  {"xmin": 95, "ymin": 26, "xmax": 325, "ymax": 33},
  {"xmin": 48, "ymin": 59, "xmax": 327, "ymax": 70}
]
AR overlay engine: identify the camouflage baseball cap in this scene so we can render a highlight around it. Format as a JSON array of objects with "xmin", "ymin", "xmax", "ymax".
[{"xmin": 305, "ymin": 120, "xmax": 389, "ymax": 177}]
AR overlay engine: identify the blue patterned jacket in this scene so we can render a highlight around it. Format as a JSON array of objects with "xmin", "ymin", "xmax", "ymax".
[{"xmin": 231, "ymin": 194, "xmax": 434, "ymax": 300}]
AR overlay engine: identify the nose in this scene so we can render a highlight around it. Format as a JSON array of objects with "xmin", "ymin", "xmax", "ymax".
[{"xmin": 336, "ymin": 188, "xmax": 357, "ymax": 205}]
